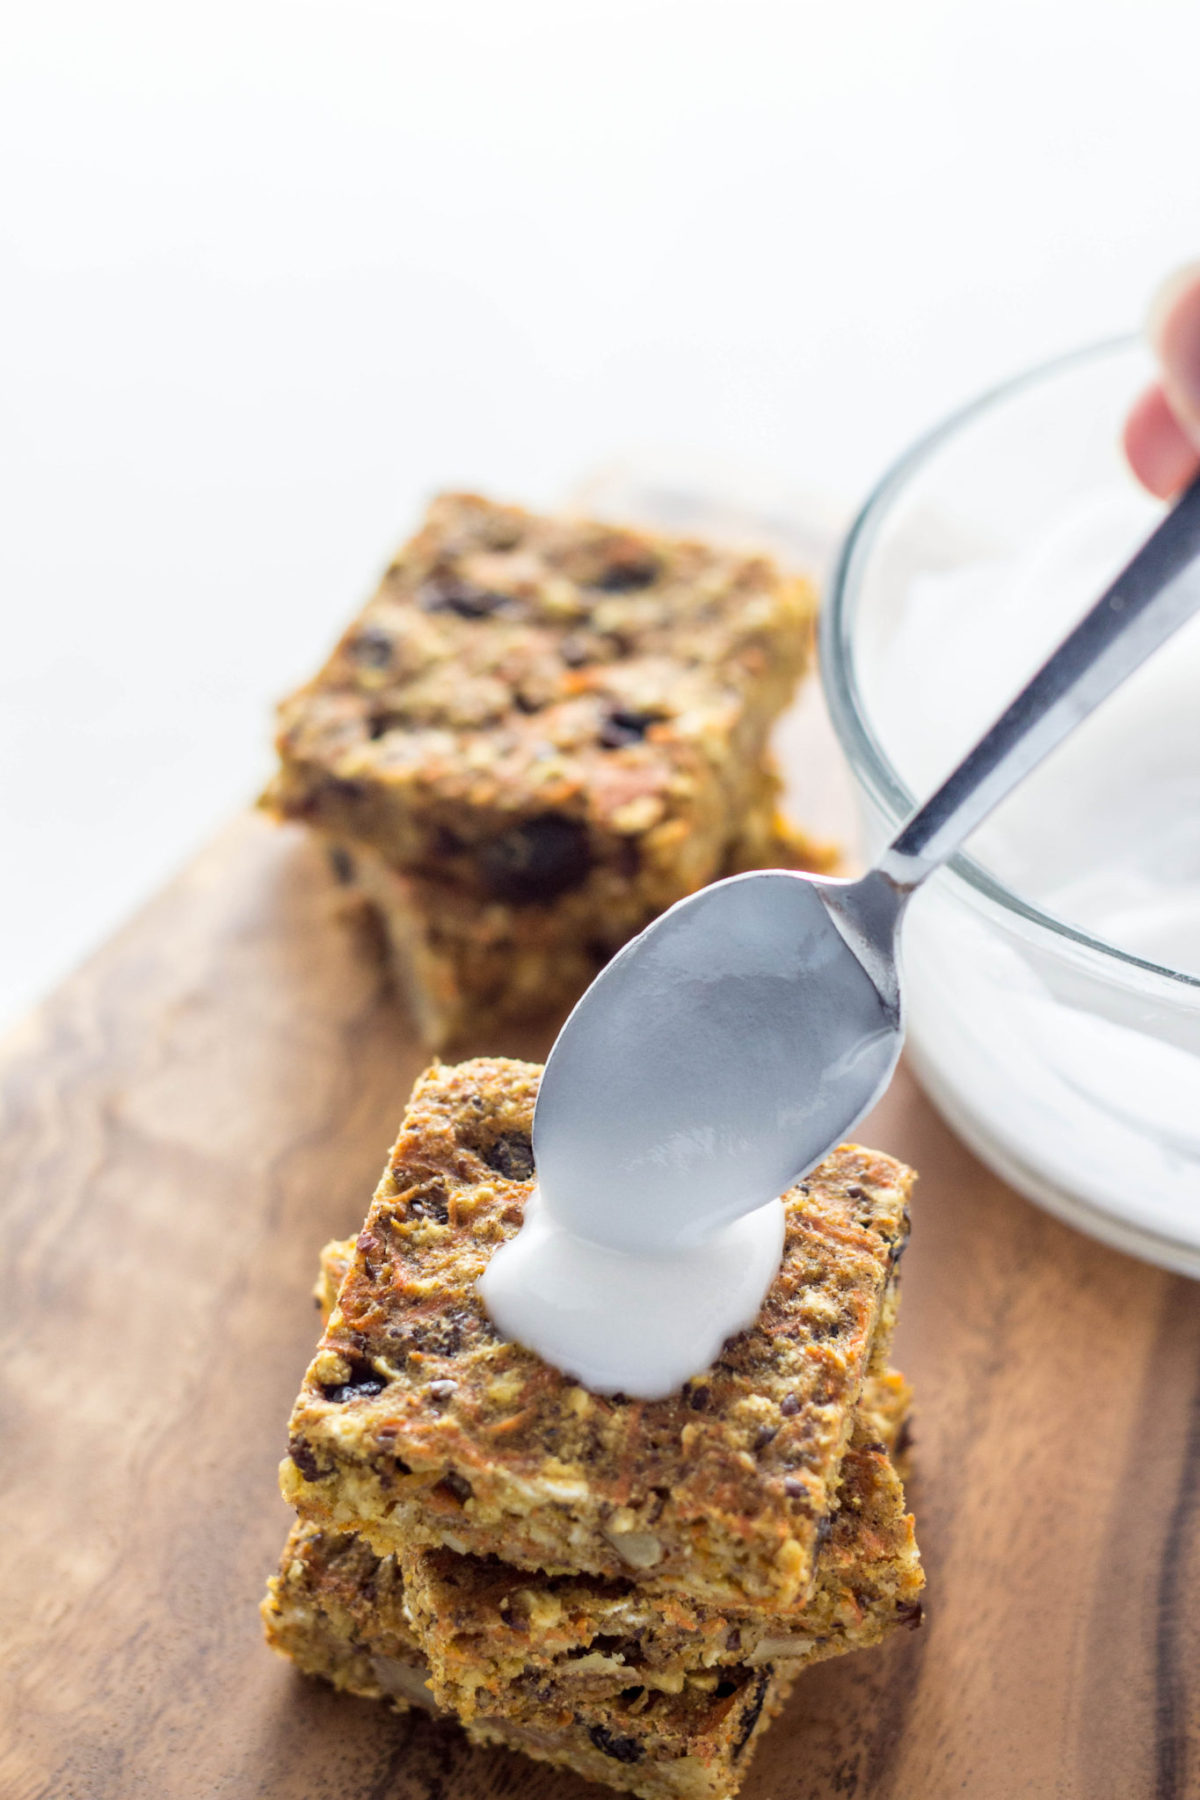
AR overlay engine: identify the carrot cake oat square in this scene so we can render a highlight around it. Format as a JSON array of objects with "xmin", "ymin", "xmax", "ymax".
[
  {"xmin": 281, "ymin": 1058, "xmax": 912, "ymax": 1610},
  {"xmin": 264, "ymin": 493, "xmax": 829, "ymax": 1046}
]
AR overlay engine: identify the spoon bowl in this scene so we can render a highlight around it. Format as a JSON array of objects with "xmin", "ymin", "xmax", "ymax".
[{"xmin": 533, "ymin": 867, "xmax": 905, "ymax": 1253}]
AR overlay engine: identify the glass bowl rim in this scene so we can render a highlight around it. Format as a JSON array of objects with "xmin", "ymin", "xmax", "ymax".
[{"xmin": 821, "ymin": 333, "xmax": 1200, "ymax": 993}]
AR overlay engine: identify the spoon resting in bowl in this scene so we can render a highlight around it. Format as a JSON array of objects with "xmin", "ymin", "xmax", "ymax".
[{"xmin": 481, "ymin": 474, "xmax": 1200, "ymax": 1398}]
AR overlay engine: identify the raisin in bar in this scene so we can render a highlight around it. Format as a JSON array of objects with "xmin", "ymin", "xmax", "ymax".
[
  {"xmin": 263, "ymin": 1522, "xmax": 792, "ymax": 1800},
  {"xmin": 281, "ymin": 1057, "xmax": 912, "ymax": 1609},
  {"xmin": 264, "ymin": 493, "xmax": 830, "ymax": 1045}
]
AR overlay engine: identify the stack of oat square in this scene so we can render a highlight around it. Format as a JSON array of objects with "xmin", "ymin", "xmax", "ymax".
[
  {"xmin": 263, "ymin": 1058, "xmax": 923, "ymax": 1800},
  {"xmin": 262, "ymin": 493, "xmax": 833, "ymax": 1049}
]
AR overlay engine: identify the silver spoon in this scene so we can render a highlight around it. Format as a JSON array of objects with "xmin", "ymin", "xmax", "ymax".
[{"xmin": 531, "ymin": 475, "xmax": 1200, "ymax": 1257}]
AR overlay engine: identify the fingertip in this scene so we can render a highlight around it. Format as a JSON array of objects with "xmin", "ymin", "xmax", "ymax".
[
  {"xmin": 1147, "ymin": 260, "xmax": 1200, "ymax": 355},
  {"xmin": 1147, "ymin": 260, "xmax": 1200, "ymax": 435},
  {"xmin": 1122, "ymin": 382, "xmax": 1200, "ymax": 499},
  {"xmin": 1144, "ymin": 262, "xmax": 1200, "ymax": 345}
]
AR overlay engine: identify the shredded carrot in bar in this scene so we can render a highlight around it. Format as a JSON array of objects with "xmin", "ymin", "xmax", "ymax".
[{"xmin": 486, "ymin": 1408, "xmax": 535, "ymax": 1437}]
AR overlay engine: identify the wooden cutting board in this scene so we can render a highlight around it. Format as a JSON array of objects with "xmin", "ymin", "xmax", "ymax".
[{"xmin": 1, "ymin": 807, "xmax": 1197, "ymax": 1800}]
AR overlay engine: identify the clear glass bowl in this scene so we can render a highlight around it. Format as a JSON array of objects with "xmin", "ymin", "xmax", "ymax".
[{"xmin": 822, "ymin": 339, "xmax": 1200, "ymax": 1277}]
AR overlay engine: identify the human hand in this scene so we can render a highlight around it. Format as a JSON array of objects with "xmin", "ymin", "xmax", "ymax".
[{"xmin": 1123, "ymin": 264, "xmax": 1200, "ymax": 498}]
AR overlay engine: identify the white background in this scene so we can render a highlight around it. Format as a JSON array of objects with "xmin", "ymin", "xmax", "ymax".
[{"xmin": 2, "ymin": 0, "xmax": 1197, "ymax": 1029}]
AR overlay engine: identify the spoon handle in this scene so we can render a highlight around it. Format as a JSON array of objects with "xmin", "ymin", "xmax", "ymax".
[{"xmin": 878, "ymin": 473, "xmax": 1200, "ymax": 893}]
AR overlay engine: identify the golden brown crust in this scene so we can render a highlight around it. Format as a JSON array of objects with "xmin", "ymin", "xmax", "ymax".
[{"xmin": 282, "ymin": 1058, "xmax": 913, "ymax": 1607}]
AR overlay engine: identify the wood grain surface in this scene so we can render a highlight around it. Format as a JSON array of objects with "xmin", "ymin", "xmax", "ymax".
[{"xmin": 1, "ymin": 812, "xmax": 1198, "ymax": 1800}]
